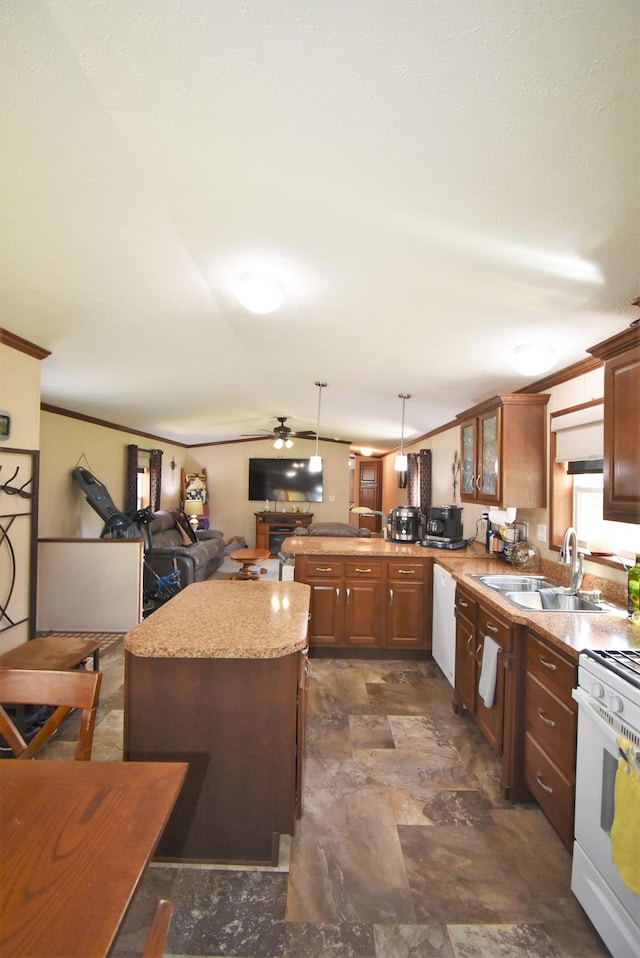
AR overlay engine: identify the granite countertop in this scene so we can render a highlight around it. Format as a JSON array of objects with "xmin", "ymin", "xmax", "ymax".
[
  {"xmin": 283, "ymin": 535, "xmax": 640, "ymax": 659},
  {"xmin": 124, "ymin": 580, "xmax": 311, "ymax": 659}
]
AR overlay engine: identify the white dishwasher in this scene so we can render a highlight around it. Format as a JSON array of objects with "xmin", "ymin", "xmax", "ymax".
[{"xmin": 432, "ymin": 564, "xmax": 456, "ymax": 687}]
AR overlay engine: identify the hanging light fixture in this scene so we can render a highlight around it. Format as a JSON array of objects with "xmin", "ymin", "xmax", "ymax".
[
  {"xmin": 309, "ymin": 381, "xmax": 327, "ymax": 473},
  {"xmin": 394, "ymin": 393, "xmax": 411, "ymax": 472}
]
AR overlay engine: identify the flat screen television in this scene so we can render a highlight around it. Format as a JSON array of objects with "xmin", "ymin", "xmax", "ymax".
[{"xmin": 248, "ymin": 458, "xmax": 323, "ymax": 502}]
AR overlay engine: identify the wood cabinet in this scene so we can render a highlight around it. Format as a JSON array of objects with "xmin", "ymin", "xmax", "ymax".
[
  {"xmin": 457, "ymin": 394, "xmax": 550, "ymax": 508},
  {"xmin": 295, "ymin": 555, "xmax": 432, "ymax": 651},
  {"xmin": 523, "ymin": 632, "xmax": 577, "ymax": 849},
  {"xmin": 255, "ymin": 511, "xmax": 313, "ymax": 553},
  {"xmin": 588, "ymin": 324, "xmax": 640, "ymax": 524}
]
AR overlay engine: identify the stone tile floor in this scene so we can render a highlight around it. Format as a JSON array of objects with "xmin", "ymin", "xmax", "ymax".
[{"xmin": 43, "ymin": 642, "xmax": 609, "ymax": 957}]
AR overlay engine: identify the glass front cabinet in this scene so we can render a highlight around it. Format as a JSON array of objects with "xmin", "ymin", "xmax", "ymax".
[{"xmin": 458, "ymin": 394, "xmax": 550, "ymax": 509}]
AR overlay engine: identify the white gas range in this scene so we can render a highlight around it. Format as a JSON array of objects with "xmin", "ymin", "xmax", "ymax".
[{"xmin": 572, "ymin": 648, "xmax": 640, "ymax": 958}]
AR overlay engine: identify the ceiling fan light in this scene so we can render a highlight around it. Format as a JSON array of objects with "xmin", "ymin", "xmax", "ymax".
[
  {"xmin": 284, "ymin": 438, "xmax": 294, "ymax": 448},
  {"xmin": 236, "ymin": 272, "xmax": 284, "ymax": 314},
  {"xmin": 512, "ymin": 343, "xmax": 556, "ymax": 376},
  {"xmin": 309, "ymin": 455, "xmax": 322, "ymax": 473},
  {"xmin": 273, "ymin": 437, "xmax": 284, "ymax": 449}
]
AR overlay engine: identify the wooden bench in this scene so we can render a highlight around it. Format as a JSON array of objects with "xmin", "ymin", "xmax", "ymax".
[{"xmin": 0, "ymin": 636, "xmax": 100, "ymax": 738}]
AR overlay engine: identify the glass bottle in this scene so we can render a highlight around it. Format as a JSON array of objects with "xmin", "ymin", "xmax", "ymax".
[{"xmin": 628, "ymin": 555, "xmax": 640, "ymax": 620}]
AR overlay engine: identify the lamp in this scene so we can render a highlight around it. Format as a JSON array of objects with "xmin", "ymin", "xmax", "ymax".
[
  {"xmin": 236, "ymin": 272, "xmax": 284, "ymax": 314},
  {"xmin": 512, "ymin": 343, "xmax": 556, "ymax": 376},
  {"xmin": 394, "ymin": 393, "xmax": 411, "ymax": 472},
  {"xmin": 184, "ymin": 499, "xmax": 204, "ymax": 531},
  {"xmin": 309, "ymin": 381, "xmax": 327, "ymax": 473}
]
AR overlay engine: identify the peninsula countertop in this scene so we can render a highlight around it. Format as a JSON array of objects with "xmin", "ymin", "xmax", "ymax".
[
  {"xmin": 283, "ymin": 535, "xmax": 639, "ymax": 659},
  {"xmin": 124, "ymin": 580, "xmax": 310, "ymax": 659}
]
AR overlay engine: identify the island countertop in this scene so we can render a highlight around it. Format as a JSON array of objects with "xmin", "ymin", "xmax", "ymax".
[
  {"xmin": 124, "ymin": 580, "xmax": 311, "ymax": 659},
  {"xmin": 281, "ymin": 535, "xmax": 479, "ymax": 559}
]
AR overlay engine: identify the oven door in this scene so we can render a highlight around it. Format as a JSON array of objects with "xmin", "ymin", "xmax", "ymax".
[{"xmin": 572, "ymin": 687, "xmax": 640, "ymax": 958}]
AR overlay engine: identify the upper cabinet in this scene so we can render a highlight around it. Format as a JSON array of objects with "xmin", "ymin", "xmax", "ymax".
[
  {"xmin": 588, "ymin": 325, "xmax": 640, "ymax": 525},
  {"xmin": 457, "ymin": 394, "xmax": 550, "ymax": 508}
]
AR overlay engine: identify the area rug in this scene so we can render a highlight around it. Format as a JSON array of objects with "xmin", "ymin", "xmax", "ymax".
[{"xmin": 212, "ymin": 556, "xmax": 281, "ymax": 581}]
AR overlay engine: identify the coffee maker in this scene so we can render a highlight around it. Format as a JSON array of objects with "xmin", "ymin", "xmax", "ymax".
[
  {"xmin": 388, "ymin": 506, "xmax": 425, "ymax": 543},
  {"xmin": 421, "ymin": 505, "xmax": 465, "ymax": 549}
]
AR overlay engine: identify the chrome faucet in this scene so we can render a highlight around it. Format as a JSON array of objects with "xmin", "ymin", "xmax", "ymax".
[{"xmin": 559, "ymin": 526, "xmax": 584, "ymax": 592}]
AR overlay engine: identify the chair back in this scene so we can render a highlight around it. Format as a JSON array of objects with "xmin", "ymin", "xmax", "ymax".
[{"xmin": 0, "ymin": 668, "xmax": 102, "ymax": 760}]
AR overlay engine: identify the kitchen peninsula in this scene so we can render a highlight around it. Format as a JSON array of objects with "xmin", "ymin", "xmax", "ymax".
[{"xmin": 123, "ymin": 580, "xmax": 310, "ymax": 866}]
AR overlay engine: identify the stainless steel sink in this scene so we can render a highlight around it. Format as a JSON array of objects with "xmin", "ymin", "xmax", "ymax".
[
  {"xmin": 471, "ymin": 573, "xmax": 610, "ymax": 613},
  {"xmin": 473, "ymin": 574, "xmax": 564, "ymax": 592}
]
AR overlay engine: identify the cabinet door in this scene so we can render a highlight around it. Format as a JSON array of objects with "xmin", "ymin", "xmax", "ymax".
[
  {"xmin": 602, "ymin": 344, "xmax": 640, "ymax": 523},
  {"xmin": 454, "ymin": 613, "xmax": 476, "ymax": 713},
  {"xmin": 296, "ymin": 649, "xmax": 309, "ymax": 819},
  {"xmin": 307, "ymin": 582, "xmax": 343, "ymax": 645},
  {"xmin": 344, "ymin": 578, "xmax": 383, "ymax": 645},
  {"xmin": 474, "ymin": 638, "xmax": 505, "ymax": 755},
  {"xmin": 387, "ymin": 561, "xmax": 426, "ymax": 648},
  {"xmin": 478, "ymin": 409, "xmax": 501, "ymax": 503},
  {"xmin": 460, "ymin": 420, "xmax": 477, "ymax": 500}
]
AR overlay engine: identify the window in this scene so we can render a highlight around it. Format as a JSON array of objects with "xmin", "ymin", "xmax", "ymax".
[{"xmin": 573, "ymin": 473, "xmax": 639, "ymax": 558}]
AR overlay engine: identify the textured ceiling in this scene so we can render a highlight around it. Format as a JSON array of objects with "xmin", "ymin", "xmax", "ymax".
[{"xmin": 2, "ymin": 0, "xmax": 639, "ymax": 450}]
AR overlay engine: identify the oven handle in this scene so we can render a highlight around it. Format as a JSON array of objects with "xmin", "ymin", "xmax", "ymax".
[{"xmin": 572, "ymin": 687, "xmax": 621, "ymax": 744}]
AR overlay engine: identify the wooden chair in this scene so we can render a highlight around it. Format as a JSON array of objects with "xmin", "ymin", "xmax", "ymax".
[
  {"xmin": 0, "ymin": 668, "xmax": 102, "ymax": 760},
  {"xmin": 142, "ymin": 899, "xmax": 173, "ymax": 958}
]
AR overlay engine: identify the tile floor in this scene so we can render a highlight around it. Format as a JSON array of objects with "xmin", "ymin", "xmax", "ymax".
[{"xmin": 43, "ymin": 641, "xmax": 609, "ymax": 957}]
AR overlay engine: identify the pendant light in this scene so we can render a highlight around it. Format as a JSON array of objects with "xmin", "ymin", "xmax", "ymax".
[
  {"xmin": 309, "ymin": 381, "xmax": 327, "ymax": 473},
  {"xmin": 394, "ymin": 393, "xmax": 411, "ymax": 471}
]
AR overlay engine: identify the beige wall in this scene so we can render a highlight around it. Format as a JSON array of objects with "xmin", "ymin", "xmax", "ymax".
[
  {"xmin": 39, "ymin": 411, "xmax": 187, "ymax": 538},
  {"xmin": 188, "ymin": 439, "xmax": 352, "ymax": 546},
  {"xmin": 0, "ymin": 341, "xmax": 43, "ymax": 650}
]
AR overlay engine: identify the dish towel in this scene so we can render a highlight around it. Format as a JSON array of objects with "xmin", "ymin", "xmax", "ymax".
[
  {"xmin": 478, "ymin": 636, "xmax": 500, "ymax": 709},
  {"xmin": 610, "ymin": 734, "xmax": 640, "ymax": 895}
]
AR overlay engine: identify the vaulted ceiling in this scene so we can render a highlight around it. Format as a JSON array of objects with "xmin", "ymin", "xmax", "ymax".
[{"xmin": 2, "ymin": 1, "xmax": 639, "ymax": 450}]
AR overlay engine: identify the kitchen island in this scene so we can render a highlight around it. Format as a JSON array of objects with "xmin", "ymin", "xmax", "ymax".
[{"xmin": 123, "ymin": 580, "xmax": 310, "ymax": 866}]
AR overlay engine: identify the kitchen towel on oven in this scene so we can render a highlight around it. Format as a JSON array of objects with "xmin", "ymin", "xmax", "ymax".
[
  {"xmin": 610, "ymin": 734, "xmax": 640, "ymax": 895},
  {"xmin": 478, "ymin": 636, "xmax": 500, "ymax": 708}
]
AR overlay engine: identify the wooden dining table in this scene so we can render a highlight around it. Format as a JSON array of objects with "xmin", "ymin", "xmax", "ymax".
[{"xmin": 0, "ymin": 759, "xmax": 187, "ymax": 958}]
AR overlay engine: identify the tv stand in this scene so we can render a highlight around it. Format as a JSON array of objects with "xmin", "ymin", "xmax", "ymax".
[{"xmin": 255, "ymin": 512, "xmax": 313, "ymax": 554}]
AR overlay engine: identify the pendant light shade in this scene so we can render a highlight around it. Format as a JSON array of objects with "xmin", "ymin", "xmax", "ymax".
[
  {"xmin": 394, "ymin": 393, "xmax": 411, "ymax": 472},
  {"xmin": 309, "ymin": 381, "xmax": 327, "ymax": 473}
]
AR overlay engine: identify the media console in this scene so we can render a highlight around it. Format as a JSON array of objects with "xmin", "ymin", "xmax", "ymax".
[{"xmin": 255, "ymin": 511, "xmax": 313, "ymax": 554}]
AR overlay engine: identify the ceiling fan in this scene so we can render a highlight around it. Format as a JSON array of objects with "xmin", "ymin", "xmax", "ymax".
[{"xmin": 242, "ymin": 416, "xmax": 316, "ymax": 448}]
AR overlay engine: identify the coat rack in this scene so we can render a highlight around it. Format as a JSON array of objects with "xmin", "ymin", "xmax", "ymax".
[{"xmin": 0, "ymin": 448, "xmax": 39, "ymax": 639}]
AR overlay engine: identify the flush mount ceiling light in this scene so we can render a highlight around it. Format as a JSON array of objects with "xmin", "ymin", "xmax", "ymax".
[
  {"xmin": 394, "ymin": 393, "xmax": 411, "ymax": 472},
  {"xmin": 236, "ymin": 272, "xmax": 284, "ymax": 314},
  {"xmin": 309, "ymin": 381, "xmax": 327, "ymax": 473},
  {"xmin": 512, "ymin": 343, "xmax": 557, "ymax": 376}
]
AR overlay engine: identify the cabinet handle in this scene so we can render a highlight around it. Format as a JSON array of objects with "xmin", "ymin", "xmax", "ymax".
[
  {"xmin": 536, "ymin": 772, "xmax": 553, "ymax": 794},
  {"xmin": 466, "ymin": 633, "xmax": 473, "ymax": 652},
  {"xmin": 485, "ymin": 622, "xmax": 498, "ymax": 633},
  {"xmin": 538, "ymin": 708, "xmax": 555, "ymax": 728},
  {"xmin": 315, "ymin": 567, "xmax": 333, "ymax": 573},
  {"xmin": 389, "ymin": 588, "xmax": 394, "ymax": 605},
  {"xmin": 475, "ymin": 475, "xmax": 481, "ymax": 490},
  {"xmin": 475, "ymin": 642, "xmax": 483, "ymax": 665},
  {"xmin": 539, "ymin": 656, "xmax": 557, "ymax": 671},
  {"xmin": 458, "ymin": 599, "xmax": 469, "ymax": 608},
  {"xmin": 335, "ymin": 588, "xmax": 340, "ymax": 602},
  {"xmin": 397, "ymin": 568, "xmax": 415, "ymax": 575},
  {"xmin": 354, "ymin": 567, "xmax": 372, "ymax": 574},
  {"xmin": 346, "ymin": 587, "xmax": 350, "ymax": 604}
]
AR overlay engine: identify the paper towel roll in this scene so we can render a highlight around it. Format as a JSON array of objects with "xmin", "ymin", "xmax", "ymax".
[{"xmin": 488, "ymin": 507, "xmax": 517, "ymax": 526}]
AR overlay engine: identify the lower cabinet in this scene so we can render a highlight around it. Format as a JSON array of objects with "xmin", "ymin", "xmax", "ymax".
[
  {"xmin": 523, "ymin": 631, "xmax": 577, "ymax": 849},
  {"xmin": 295, "ymin": 555, "xmax": 432, "ymax": 650}
]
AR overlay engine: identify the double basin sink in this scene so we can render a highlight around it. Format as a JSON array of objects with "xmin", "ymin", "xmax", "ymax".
[{"xmin": 472, "ymin": 574, "xmax": 608, "ymax": 613}]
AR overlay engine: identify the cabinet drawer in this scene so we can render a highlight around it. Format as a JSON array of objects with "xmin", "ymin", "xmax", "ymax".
[
  {"xmin": 525, "ymin": 673, "xmax": 576, "ymax": 775},
  {"xmin": 387, "ymin": 560, "xmax": 424, "ymax": 581},
  {"xmin": 455, "ymin": 590, "xmax": 477, "ymax": 621},
  {"xmin": 524, "ymin": 732, "xmax": 574, "ymax": 847},
  {"xmin": 345, "ymin": 560, "xmax": 382, "ymax": 579},
  {"xmin": 300, "ymin": 558, "xmax": 344, "ymax": 579},
  {"xmin": 527, "ymin": 636, "xmax": 576, "ymax": 706},
  {"xmin": 477, "ymin": 606, "xmax": 511, "ymax": 652}
]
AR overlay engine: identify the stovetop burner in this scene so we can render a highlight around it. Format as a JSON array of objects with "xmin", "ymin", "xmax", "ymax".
[{"xmin": 584, "ymin": 648, "xmax": 640, "ymax": 692}]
